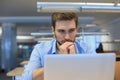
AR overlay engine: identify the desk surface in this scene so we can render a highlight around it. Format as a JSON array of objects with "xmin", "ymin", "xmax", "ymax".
[
  {"xmin": 7, "ymin": 67, "xmax": 24, "ymax": 76},
  {"xmin": 115, "ymin": 61, "xmax": 120, "ymax": 80},
  {"xmin": 116, "ymin": 55, "xmax": 120, "ymax": 58},
  {"xmin": 20, "ymin": 60, "xmax": 28, "ymax": 65}
]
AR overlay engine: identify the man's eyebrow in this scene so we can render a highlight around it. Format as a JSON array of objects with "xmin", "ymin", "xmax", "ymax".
[
  {"xmin": 57, "ymin": 29, "xmax": 64, "ymax": 30},
  {"xmin": 69, "ymin": 28, "xmax": 76, "ymax": 30},
  {"xmin": 56, "ymin": 28, "xmax": 76, "ymax": 31}
]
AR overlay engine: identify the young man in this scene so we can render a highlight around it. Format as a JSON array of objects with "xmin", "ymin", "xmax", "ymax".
[{"xmin": 22, "ymin": 12, "xmax": 96, "ymax": 80}]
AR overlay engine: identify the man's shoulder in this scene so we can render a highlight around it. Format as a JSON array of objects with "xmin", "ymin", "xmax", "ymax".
[
  {"xmin": 75, "ymin": 40, "xmax": 93, "ymax": 51},
  {"xmin": 34, "ymin": 39, "xmax": 55, "ymax": 48},
  {"xmin": 77, "ymin": 40, "xmax": 96, "ymax": 53},
  {"xmin": 32, "ymin": 39, "xmax": 56, "ymax": 55},
  {"xmin": 75, "ymin": 40, "xmax": 90, "ymax": 47}
]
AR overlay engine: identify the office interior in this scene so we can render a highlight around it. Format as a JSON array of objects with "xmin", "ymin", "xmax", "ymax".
[{"xmin": 0, "ymin": 0, "xmax": 120, "ymax": 80}]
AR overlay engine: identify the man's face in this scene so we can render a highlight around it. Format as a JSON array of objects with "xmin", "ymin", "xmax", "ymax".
[{"xmin": 52, "ymin": 19, "xmax": 78, "ymax": 45}]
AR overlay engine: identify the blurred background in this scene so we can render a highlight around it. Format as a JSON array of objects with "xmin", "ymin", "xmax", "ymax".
[{"xmin": 0, "ymin": 0, "xmax": 120, "ymax": 80}]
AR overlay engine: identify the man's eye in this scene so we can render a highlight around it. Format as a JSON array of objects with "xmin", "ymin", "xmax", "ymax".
[
  {"xmin": 69, "ymin": 29, "xmax": 75, "ymax": 33},
  {"xmin": 58, "ymin": 30, "xmax": 65, "ymax": 33}
]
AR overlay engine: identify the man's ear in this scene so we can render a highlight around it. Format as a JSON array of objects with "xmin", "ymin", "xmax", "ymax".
[{"xmin": 51, "ymin": 26, "xmax": 55, "ymax": 34}]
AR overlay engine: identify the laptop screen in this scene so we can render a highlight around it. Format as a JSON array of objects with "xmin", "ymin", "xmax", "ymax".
[{"xmin": 44, "ymin": 53, "xmax": 115, "ymax": 80}]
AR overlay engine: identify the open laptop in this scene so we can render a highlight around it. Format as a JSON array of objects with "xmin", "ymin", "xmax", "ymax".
[{"xmin": 44, "ymin": 53, "xmax": 116, "ymax": 80}]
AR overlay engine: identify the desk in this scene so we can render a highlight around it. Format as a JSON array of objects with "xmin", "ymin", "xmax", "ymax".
[
  {"xmin": 115, "ymin": 61, "xmax": 120, "ymax": 80},
  {"xmin": 20, "ymin": 60, "xmax": 28, "ymax": 67},
  {"xmin": 7, "ymin": 67, "xmax": 24, "ymax": 80}
]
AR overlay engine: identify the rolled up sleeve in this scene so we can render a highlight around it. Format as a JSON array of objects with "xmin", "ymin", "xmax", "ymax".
[{"xmin": 22, "ymin": 44, "xmax": 43, "ymax": 80}]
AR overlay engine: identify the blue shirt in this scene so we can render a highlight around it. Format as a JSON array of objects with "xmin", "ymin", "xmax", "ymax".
[{"xmin": 22, "ymin": 38, "xmax": 96, "ymax": 80}]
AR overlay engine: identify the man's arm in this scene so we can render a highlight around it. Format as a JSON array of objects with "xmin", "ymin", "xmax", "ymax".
[
  {"xmin": 22, "ymin": 44, "xmax": 44, "ymax": 80},
  {"xmin": 32, "ymin": 68, "xmax": 44, "ymax": 80}
]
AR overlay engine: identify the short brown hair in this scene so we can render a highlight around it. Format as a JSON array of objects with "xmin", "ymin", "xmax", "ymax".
[{"xmin": 52, "ymin": 12, "xmax": 78, "ymax": 29}]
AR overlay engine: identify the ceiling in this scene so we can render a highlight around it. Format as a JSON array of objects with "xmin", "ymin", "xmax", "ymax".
[{"xmin": 0, "ymin": 0, "xmax": 120, "ymax": 42}]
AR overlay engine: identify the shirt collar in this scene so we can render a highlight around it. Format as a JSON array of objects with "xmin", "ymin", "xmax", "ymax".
[
  {"xmin": 51, "ymin": 38, "xmax": 57, "ymax": 54},
  {"xmin": 74, "ymin": 40, "xmax": 79, "ymax": 53},
  {"xmin": 74, "ymin": 40, "xmax": 83, "ymax": 53}
]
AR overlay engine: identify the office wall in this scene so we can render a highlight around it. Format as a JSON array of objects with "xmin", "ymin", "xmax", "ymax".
[{"xmin": 101, "ymin": 23, "xmax": 120, "ymax": 52}]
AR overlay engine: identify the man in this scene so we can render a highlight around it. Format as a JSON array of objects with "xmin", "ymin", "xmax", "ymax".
[{"xmin": 22, "ymin": 12, "xmax": 96, "ymax": 80}]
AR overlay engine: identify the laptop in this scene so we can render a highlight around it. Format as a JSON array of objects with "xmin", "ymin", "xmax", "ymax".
[{"xmin": 44, "ymin": 53, "xmax": 116, "ymax": 80}]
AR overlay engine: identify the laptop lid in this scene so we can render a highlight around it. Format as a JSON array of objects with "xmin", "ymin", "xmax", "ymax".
[{"xmin": 44, "ymin": 53, "xmax": 115, "ymax": 80}]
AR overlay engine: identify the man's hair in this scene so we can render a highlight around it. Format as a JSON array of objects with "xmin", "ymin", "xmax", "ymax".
[{"xmin": 52, "ymin": 12, "xmax": 78, "ymax": 29}]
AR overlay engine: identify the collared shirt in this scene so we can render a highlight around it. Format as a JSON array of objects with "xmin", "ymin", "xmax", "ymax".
[{"xmin": 22, "ymin": 38, "xmax": 96, "ymax": 80}]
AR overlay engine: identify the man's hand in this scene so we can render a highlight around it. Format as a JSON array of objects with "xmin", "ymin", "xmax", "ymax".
[
  {"xmin": 58, "ymin": 42, "xmax": 76, "ymax": 54},
  {"xmin": 32, "ymin": 68, "xmax": 44, "ymax": 80},
  {"xmin": 68, "ymin": 44, "xmax": 76, "ymax": 54}
]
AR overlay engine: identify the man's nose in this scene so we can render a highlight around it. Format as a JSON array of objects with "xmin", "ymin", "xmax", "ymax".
[{"xmin": 64, "ymin": 33, "xmax": 70, "ymax": 39}]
